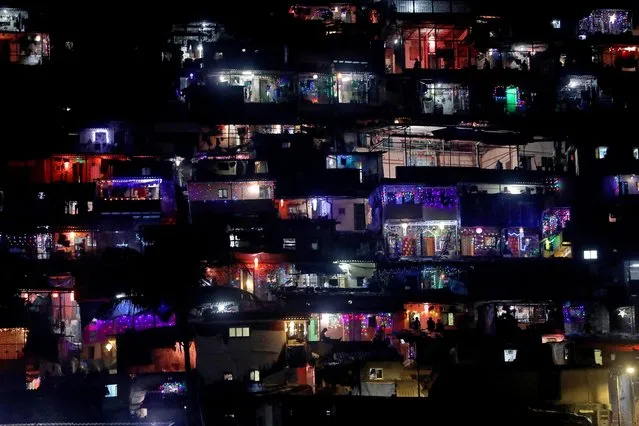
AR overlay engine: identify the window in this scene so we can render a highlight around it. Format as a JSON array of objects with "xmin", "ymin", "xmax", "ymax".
[
  {"xmin": 229, "ymin": 327, "xmax": 250, "ymax": 337},
  {"xmin": 594, "ymin": 349, "xmax": 603, "ymax": 365},
  {"xmin": 229, "ymin": 234, "xmax": 240, "ymax": 248},
  {"xmin": 283, "ymin": 238, "xmax": 296, "ymax": 250},
  {"xmin": 354, "ymin": 203, "xmax": 366, "ymax": 231},
  {"xmin": 218, "ymin": 189, "xmax": 229, "ymax": 199},
  {"xmin": 504, "ymin": 349, "xmax": 518, "ymax": 362},
  {"xmin": 551, "ymin": 19, "xmax": 561, "ymax": 29},
  {"xmin": 249, "ymin": 370, "xmax": 261, "ymax": 382},
  {"xmin": 105, "ymin": 384, "xmax": 118, "ymax": 398},
  {"xmin": 65, "ymin": 201, "xmax": 79, "ymax": 215},
  {"xmin": 223, "ymin": 373, "xmax": 234, "ymax": 381},
  {"xmin": 596, "ymin": 146, "xmax": 608, "ymax": 159},
  {"xmin": 254, "ymin": 161, "xmax": 268, "ymax": 174},
  {"xmin": 583, "ymin": 249, "xmax": 598, "ymax": 260},
  {"xmin": 447, "ymin": 312, "xmax": 455, "ymax": 326},
  {"xmin": 420, "ymin": 82, "xmax": 470, "ymax": 115},
  {"xmin": 634, "ymin": 148, "xmax": 639, "ymax": 160},
  {"xmin": 368, "ymin": 368, "xmax": 383, "ymax": 380},
  {"xmin": 258, "ymin": 185, "xmax": 271, "ymax": 199},
  {"xmin": 311, "ymin": 241, "xmax": 319, "ymax": 250},
  {"xmin": 87, "ymin": 201, "xmax": 93, "ymax": 212},
  {"xmin": 356, "ymin": 277, "xmax": 364, "ymax": 287},
  {"xmin": 282, "ymin": 142, "xmax": 291, "ymax": 149}
]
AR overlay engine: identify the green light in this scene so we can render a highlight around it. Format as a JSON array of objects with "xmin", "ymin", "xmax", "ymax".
[{"xmin": 505, "ymin": 86, "xmax": 519, "ymax": 113}]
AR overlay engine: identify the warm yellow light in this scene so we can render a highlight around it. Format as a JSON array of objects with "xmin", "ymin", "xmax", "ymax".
[
  {"xmin": 627, "ymin": 366, "xmax": 636, "ymax": 375},
  {"xmin": 337, "ymin": 73, "xmax": 343, "ymax": 80},
  {"xmin": 254, "ymin": 257, "xmax": 259, "ymax": 269},
  {"xmin": 105, "ymin": 342, "xmax": 113, "ymax": 351}
]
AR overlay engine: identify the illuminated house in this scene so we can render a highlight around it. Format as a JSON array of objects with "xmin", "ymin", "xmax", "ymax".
[
  {"xmin": 198, "ymin": 124, "xmax": 301, "ymax": 150},
  {"xmin": 477, "ymin": 43, "xmax": 548, "ymax": 71},
  {"xmin": 0, "ymin": 327, "xmax": 27, "ymax": 390},
  {"xmin": 578, "ymin": 9, "xmax": 633, "ymax": 38},
  {"xmin": 289, "ymin": 4, "xmax": 358, "ymax": 24},
  {"xmin": 370, "ymin": 184, "xmax": 459, "ymax": 258},
  {"xmin": 308, "ymin": 312, "xmax": 398, "ymax": 342},
  {"xmin": 0, "ymin": 9, "xmax": 49, "ymax": 66},
  {"xmin": 190, "ymin": 287, "xmax": 313, "ymax": 387},
  {"xmin": 210, "ymin": 70, "xmax": 296, "ymax": 104},
  {"xmin": 205, "ymin": 70, "xmax": 379, "ymax": 105},
  {"xmin": 357, "ymin": 125, "xmax": 558, "ymax": 179},
  {"xmin": 457, "ymin": 179, "xmax": 555, "ymax": 258},
  {"xmin": 20, "ymin": 285, "xmax": 81, "ymax": 384},
  {"xmin": 376, "ymin": 261, "xmax": 467, "ymax": 293},
  {"xmin": 188, "ymin": 179, "xmax": 276, "ymax": 219},
  {"xmin": 391, "ymin": 0, "xmax": 471, "ymax": 14},
  {"xmin": 82, "ymin": 297, "xmax": 176, "ymax": 373},
  {"xmin": 95, "ymin": 177, "xmax": 173, "ymax": 215},
  {"xmin": 6, "ymin": 154, "xmax": 126, "ymax": 185},
  {"xmin": 385, "ymin": 22, "xmax": 473, "ymax": 73}
]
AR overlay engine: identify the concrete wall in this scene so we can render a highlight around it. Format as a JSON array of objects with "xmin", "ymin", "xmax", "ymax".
[
  {"xmin": 332, "ymin": 198, "xmax": 370, "ymax": 231},
  {"xmin": 195, "ymin": 325, "xmax": 286, "ymax": 384},
  {"xmin": 559, "ymin": 368, "xmax": 611, "ymax": 406}
]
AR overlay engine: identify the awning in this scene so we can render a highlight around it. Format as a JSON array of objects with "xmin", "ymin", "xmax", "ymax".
[{"xmin": 294, "ymin": 262, "xmax": 344, "ymax": 275}]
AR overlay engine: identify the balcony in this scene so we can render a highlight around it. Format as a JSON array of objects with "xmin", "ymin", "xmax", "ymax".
[{"xmin": 393, "ymin": 0, "xmax": 471, "ymax": 14}]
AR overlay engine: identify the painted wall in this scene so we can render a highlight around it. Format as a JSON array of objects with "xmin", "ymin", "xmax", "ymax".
[
  {"xmin": 332, "ymin": 198, "xmax": 370, "ymax": 232},
  {"xmin": 195, "ymin": 323, "xmax": 286, "ymax": 384},
  {"xmin": 559, "ymin": 368, "xmax": 611, "ymax": 406}
]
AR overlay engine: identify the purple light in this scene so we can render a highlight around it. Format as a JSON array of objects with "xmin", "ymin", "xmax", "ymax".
[
  {"xmin": 98, "ymin": 178, "xmax": 163, "ymax": 185},
  {"xmin": 382, "ymin": 185, "xmax": 458, "ymax": 209},
  {"xmin": 84, "ymin": 313, "xmax": 177, "ymax": 344},
  {"xmin": 189, "ymin": 73, "xmax": 194, "ymax": 79}
]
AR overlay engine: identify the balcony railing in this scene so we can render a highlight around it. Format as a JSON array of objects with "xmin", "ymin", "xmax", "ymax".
[{"xmin": 393, "ymin": 0, "xmax": 471, "ymax": 14}]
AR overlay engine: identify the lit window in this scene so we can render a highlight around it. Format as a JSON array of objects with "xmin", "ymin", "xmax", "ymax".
[
  {"xmin": 249, "ymin": 370, "xmax": 260, "ymax": 382},
  {"xmin": 65, "ymin": 201, "xmax": 78, "ymax": 215},
  {"xmin": 283, "ymin": 238, "xmax": 296, "ymax": 250},
  {"xmin": 594, "ymin": 349, "xmax": 603, "ymax": 366},
  {"xmin": 311, "ymin": 241, "xmax": 319, "ymax": 250},
  {"xmin": 229, "ymin": 327, "xmax": 250, "ymax": 338},
  {"xmin": 223, "ymin": 373, "xmax": 234, "ymax": 381},
  {"xmin": 583, "ymin": 249, "xmax": 598, "ymax": 260},
  {"xmin": 87, "ymin": 201, "xmax": 93, "ymax": 212},
  {"xmin": 551, "ymin": 19, "xmax": 561, "ymax": 29},
  {"xmin": 258, "ymin": 185, "xmax": 271, "ymax": 199},
  {"xmin": 229, "ymin": 234, "xmax": 239, "ymax": 248},
  {"xmin": 596, "ymin": 146, "xmax": 608, "ymax": 159},
  {"xmin": 634, "ymin": 148, "xmax": 639, "ymax": 160},
  {"xmin": 368, "ymin": 368, "xmax": 383, "ymax": 380},
  {"xmin": 504, "ymin": 349, "xmax": 517, "ymax": 362},
  {"xmin": 254, "ymin": 161, "xmax": 268, "ymax": 174},
  {"xmin": 105, "ymin": 384, "xmax": 118, "ymax": 397},
  {"xmin": 218, "ymin": 189, "xmax": 229, "ymax": 199}
]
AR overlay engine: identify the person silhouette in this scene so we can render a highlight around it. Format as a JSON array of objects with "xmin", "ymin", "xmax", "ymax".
[{"xmin": 427, "ymin": 317, "xmax": 435, "ymax": 332}]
